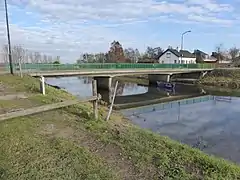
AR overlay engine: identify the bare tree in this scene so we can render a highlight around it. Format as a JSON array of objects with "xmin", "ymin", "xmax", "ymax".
[
  {"xmin": 56, "ymin": 56, "xmax": 60, "ymax": 62},
  {"xmin": 134, "ymin": 49, "xmax": 141, "ymax": 63},
  {"xmin": 1, "ymin": 44, "xmax": 61, "ymax": 64},
  {"xmin": 12, "ymin": 45, "xmax": 26, "ymax": 64},
  {"xmin": 215, "ymin": 43, "xmax": 225, "ymax": 61},
  {"xmin": 33, "ymin": 52, "xmax": 41, "ymax": 63},
  {"xmin": 124, "ymin": 48, "xmax": 135, "ymax": 63},
  {"xmin": 2, "ymin": 45, "xmax": 8, "ymax": 63},
  {"xmin": 47, "ymin": 55, "xmax": 53, "ymax": 63},
  {"xmin": 28, "ymin": 51, "xmax": 33, "ymax": 63},
  {"xmin": 229, "ymin": 46, "xmax": 240, "ymax": 60},
  {"xmin": 43, "ymin": 54, "xmax": 48, "ymax": 63}
]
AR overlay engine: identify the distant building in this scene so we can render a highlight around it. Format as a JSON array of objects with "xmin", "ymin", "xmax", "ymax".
[
  {"xmin": 194, "ymin": 50, "xmax": 217, "ymax": 64},
  {"xmin": 158, "ymin": 48, "xmax": 196, "ymax": 64}
]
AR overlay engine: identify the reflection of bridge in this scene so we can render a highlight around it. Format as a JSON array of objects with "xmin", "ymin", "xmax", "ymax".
[
  {"xmin": 123, "ymin": 95, "xmax": 215, "ymax": 116},
  {"xmin": 99, "ymin": 81, "xmax": 207, "ymax": 109}
]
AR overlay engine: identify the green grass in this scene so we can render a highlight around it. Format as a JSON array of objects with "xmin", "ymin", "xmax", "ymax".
[
  {"xmin": 0, "ymin": 74, "xmax": 240, "ymax": 179},
  {"xmin": 0, "ymin": 117, "xmax": 116, "ymax": 180}
]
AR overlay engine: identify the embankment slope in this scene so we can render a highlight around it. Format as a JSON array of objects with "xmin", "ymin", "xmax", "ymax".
[{"xmin": 0, "ymin": 74, "xmax": 239, "ymax": 180}]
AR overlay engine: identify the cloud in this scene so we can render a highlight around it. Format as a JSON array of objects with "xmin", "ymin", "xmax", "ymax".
[
  {"xmin": 187, "ymin": 14, "xmax": 233, "ymax": 25},
  {"xmin": 0, "ymin": 0, "xmax": 238, "ymax": 62}
]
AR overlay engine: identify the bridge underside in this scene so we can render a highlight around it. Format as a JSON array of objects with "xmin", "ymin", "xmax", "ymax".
[
  {"xmin": 30, "ymin": 69, "xmax": 212, "ymax": 95},
  {"xmin": 94, "ymin": 70, "xmax": 208, "ymax": 91}
]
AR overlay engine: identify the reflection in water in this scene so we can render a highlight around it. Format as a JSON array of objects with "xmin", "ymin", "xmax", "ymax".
[
  {"xmin": 46, "ymin": 76, "xmax": 149, "ymax": 99},
  {"xmin": 122, "ymin": 96, "xmax": 240, "ymax": 164},
  {"xmin": 46, "ymin": 76, "xmax": 93, "ymax": 98},
  {"xmin": 45, "ymin": 76, "xmax": 240, "ymax": 164},
  {"xmin": 46, "ymin": 76, "xmax": 206, "ymax": 106}
]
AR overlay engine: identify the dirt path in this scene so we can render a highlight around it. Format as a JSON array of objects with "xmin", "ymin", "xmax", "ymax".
[{"xmin": 37, "ymin": 111, "xmax": 155, "ymax": 180}]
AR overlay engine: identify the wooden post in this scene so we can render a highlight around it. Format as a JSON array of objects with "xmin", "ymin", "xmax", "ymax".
[
  {"xmin": 92, "ymin": 79, "xmax": 98, "ymax": 119},
  {"xmin": 106, "ymin": 81, "xmax": 118, "ymax": 121},
  {"xmin": 40, "ymin": 76, "xmax": 46, "ymax": 95}
]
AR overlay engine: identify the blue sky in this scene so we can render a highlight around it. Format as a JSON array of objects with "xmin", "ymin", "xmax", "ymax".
[{"xmin": 0, "ymin": 0, "xmax": 240, "ymax": 62}]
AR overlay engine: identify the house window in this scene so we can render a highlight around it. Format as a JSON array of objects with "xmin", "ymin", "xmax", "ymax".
[
  {"xmin": 178, "ymin": 60, "xmax": 180, "ymax": 64},
  {"xmin": 174, "ymin": 60, "xmax": 177, "ymax": 64},
  {"xmin": 162, "ymin": 61, "xmax": 164, "ymax": 64},
  {"xmin": 166, "ymin": 53, "xmax": 171, "ymax": 58}
]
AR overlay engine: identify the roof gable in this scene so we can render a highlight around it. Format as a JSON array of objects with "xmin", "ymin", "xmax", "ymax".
[
  {"xmin": 179, "ymin": 50, "xmax": 195, "ymax": 58},
  {"xmin": 194, "ymin": 49, "xmax": 208, "ymax": 56},
  {"xmin": 159, "ymin": 48, "xmax": 195, "ymax": 58},
  {"xmin": 158, "ymin": 48, "xmax": 180, "ymax": 58}
]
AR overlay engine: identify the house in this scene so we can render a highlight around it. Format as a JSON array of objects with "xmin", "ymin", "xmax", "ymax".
[
  {"xmin": 158, "ymin": 48, "xmax": 196, "ymax": 64},
  {"xmin": 194, "ymin": 50, "xmax": 217, "ymax": 63}
]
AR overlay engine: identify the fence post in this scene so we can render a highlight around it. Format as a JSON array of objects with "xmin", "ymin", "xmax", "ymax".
[
  {"xmin": 92, "ymin": 79, "xmax": 98, "ymax": 120},
  {"xmin": 106, "ymin": 81, "xmax": 118, "ymax": 121},
  {"xmin": 40, "ymin": 76, "xmax": 46, "ymax": 95}
]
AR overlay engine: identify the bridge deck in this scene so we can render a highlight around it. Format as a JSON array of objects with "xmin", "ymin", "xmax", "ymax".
[{"xmin": 28, "ymin": 68, "xmax": 213, "ymax": 77}]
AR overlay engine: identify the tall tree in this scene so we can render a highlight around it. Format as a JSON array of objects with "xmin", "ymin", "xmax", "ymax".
[{"xmin": 108, "ymin": 41, "xmax": 125, "ymax": 63}]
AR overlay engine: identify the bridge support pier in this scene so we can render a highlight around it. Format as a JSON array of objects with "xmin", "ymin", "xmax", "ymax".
[
  {"xmin": 93, "ymin": 76, "xmax": 112, "ymax": 91},
  {"xmin": 93, "ymin": 76, "xmax": 113, "ymax": 104},
  {"xmin": 148, "ymin": 74, "xmax": 171, "ymax": 85}
]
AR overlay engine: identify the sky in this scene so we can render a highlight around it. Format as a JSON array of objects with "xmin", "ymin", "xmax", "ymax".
[{"xmin": 0, "ymin": 0, "xmax": 240, "ymax": 62}]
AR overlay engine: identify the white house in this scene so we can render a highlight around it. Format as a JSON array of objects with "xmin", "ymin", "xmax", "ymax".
[{"xmin": 158, "ymin": 49, "xmax": 196, "ymax": 64}]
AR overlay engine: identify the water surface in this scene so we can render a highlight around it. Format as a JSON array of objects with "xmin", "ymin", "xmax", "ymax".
[{"xmin": 46, "ymin": 76, "xmax": 240, "ymax": 164}]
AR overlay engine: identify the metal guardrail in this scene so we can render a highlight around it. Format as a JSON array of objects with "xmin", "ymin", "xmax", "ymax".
[{"xmin": 4, "ymin": 63, "xmax": 216, "ymax": 72}]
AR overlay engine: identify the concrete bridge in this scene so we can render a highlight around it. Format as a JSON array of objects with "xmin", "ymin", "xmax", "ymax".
[{"xmin": 29, "ymin": 68, "xmax": 212, "ymax": 92}]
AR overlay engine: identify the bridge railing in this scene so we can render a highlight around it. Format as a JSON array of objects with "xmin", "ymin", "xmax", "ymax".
[{"xmin": 5, "ymin": 63, "xmax": 216, "ymax": 72}]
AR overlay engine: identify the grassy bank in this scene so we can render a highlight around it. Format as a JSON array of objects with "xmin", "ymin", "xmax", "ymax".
[
  {"xmin": 199, "ymin": 69, "xmax": 240, "ymax": 89},
  {"xmin": 0, "ymin": 74, "xmax": 240, "ymax": 179}
]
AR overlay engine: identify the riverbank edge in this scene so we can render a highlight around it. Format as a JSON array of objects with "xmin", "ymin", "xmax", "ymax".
[
  {"xmin": 1, "ymin": 74, "xmax": 240, "ymax": 179},
  {"xmin": 198, "ymin": 69, "xmax": 240, "ymax": 89}
]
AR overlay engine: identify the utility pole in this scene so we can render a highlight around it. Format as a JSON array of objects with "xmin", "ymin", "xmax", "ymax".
[
  {"xmin": 180, "ymin": 30, "xmax": 191, "ymax": 63},
  {"xmin": 4, "ymin": 0, "xmax": 14, "ymax": 74}
]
